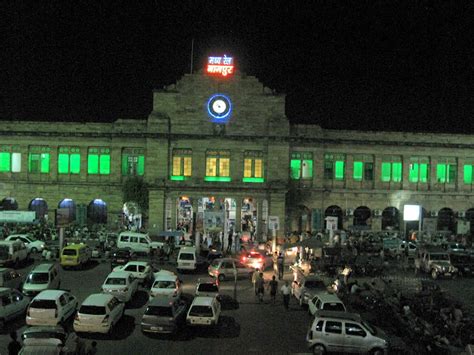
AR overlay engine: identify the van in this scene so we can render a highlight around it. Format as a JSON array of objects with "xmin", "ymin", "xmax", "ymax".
[
  {"xmin": 306, "ymin": 310, "xmax": 388, "ymax": 354},
  {"xmin": 116, "ymin": 232, "xmax": 151, "ymax": 255},
  {"xmin": 22, "ymin": 264, "xmax": 60, "ymax": 297},
  {"xmin": 186, "ymin": 296, "xmax": 221, "ymax": 326},
  {"xmin": 60, "ymin": 244, "xmax": 91, "ymax": 269},
  {"xmin": 308, "ymin": 292, "xmax": 346, "ymax": 316},
  {"xmin": 0, "ymin": 240, "xmax": 29, "ymax": 267},
  {"xmin": 177, "ymin": 247, "xmax": 198, "ymax": 272}
]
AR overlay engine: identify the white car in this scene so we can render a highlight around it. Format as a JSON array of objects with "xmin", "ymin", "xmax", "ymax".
[
  {"xmin": 26, "ymin": 290, "xmax": 78, "ymax": 326},
  {"xmin": 113, "ymin": 261, "xmax": 153, "ymax": 285},
  {"xmin": 74, "ymin": 293, "xmax": 124, "ymax": 334},
  {"xmin": 101, "ymin": 271, "xmax": 139, "ymax": 303},
  {"xmin": 5, "ymin": 234, "xmax": 45, "ymax": 254},
  {"xmin": 0, "ymin": 287, "xmax": 30, "ymax": 329},
  {"xmin": 21, "ymin": 326, "xmax": 77, "ymax": 355},
  {"xmin": 308, "ymin": 292, "xmax": 346, "ymax": 316},
  {"xmin": 150, "ymin": 271, "xmax": 182, "ymax": 299}
]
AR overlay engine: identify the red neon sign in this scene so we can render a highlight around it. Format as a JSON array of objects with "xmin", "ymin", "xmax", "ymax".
[{"xmin": 207, "ymin": 55, "xmax": 234, "ymax": 77}]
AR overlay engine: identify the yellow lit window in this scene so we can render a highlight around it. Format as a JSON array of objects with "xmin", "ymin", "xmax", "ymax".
[
  {"xmin": 219, "ymin": 158, "xmax": 230, "ymax": 177},
  {"xmin": 244, "ymin": 159, "xmax": 252, "ymax": 177},
  {"xmin": 206, "ymin": 158, "xmax": 217, "ymax": 176}
]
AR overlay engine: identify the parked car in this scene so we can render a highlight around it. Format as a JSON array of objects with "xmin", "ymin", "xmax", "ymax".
[
  {"xmin": 308, "ymin": 292, "xmax": 346, "ymax": 316},
  {"xmin": 22, "ymin": 263, "xmax": 60, "ymax": 297},
  {"xmin": 141, "ymin": 295, "xmax": 188, "ymax": 334},
  {"xmin": 0, "ymin": 267, "xmax": 23, "ymax": 289},
  {"xmin": 208, "ymin": 258, "xmax": 254, "ymax": 282},
  {"xmin": 449, "ymin": 252, "xmax": 474, "ymax": 277},
  {"xmin": 110, "ymin": 248, "xmax": 136, "ymax": 268},
  {"xmin": 101, "ymin": 271, "xmax": 139, "ymax": 303},
  {"xmin": 195, "ymin": 279, "xmax": 220, "ymax": 298},
  {"xmin": 116, "ymin": 232, "xmax": 151, "ymax": 255},
  {"xmin": 0, "ymin": 240, "xmax": 29, "ymax": 267},
  {"xmin": 445, "ymin": 243, "xmax": 467, "ymax": 253},
  {"xmin": 5, "ymin": 234, "xmax": 45, "ymax": 254},
  {"xmin": 186, "ymin": 296, "xmax": 221, "ymax": 327},
  {"xmin": 74, "ymin": 293, "xmax": 124, "ymax": 334},
  {"xmin": 150, "ymin": 271, "xmax": 182, "ymax": 299},
  {"xmin": 0, "ymin": 287, "xmax": 30, "ymax": 330},
  {"xmin": 60, "ymin": 243, "xmax": 91, "ymax": 269},
  {"xmin": 26, "ymin": 290, "xmax": 78, "ymax": 326},
  {"xmin": 20, "ymin": 326, "xmax": 77, "ymax": 355},
  {"xmin": 306, "ymin": 310, "xmax": 389, "ymax": 354},
  {"xmin": 292, "ymin": 276, "xmax": 327, "ymax": 306},
  {"xmin": 240, "ymin": 250, "xmax": 272, "ymax": 270},
  {"xmin": 396, "ymin": 241, "xmax": 418, "ymax": 258},
  {"xmin": 113, "ymin": 261, "xmax": 153, "ymax": 285},
  {"xmin": 416, "ymin": 247, "xmax": 458, "ymax": 279}
]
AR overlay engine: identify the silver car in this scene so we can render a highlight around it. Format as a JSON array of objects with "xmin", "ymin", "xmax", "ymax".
[
  {"xmin": 141, "ymin": 296, "xmax": 187, "ymax": 334},
  {"xmin": 208, "ymin": 258, "xmax": 253, "ymax": 282}
]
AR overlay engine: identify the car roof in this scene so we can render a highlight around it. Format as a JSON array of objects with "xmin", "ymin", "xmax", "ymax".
[
  {"xmin": 32, "ymin": 263, "xmax": 56, "ymax": 272},
  {"xmin": 153, "ymin": 272, "xmax": 177, "ymax": 282},
  {"xmin": 106, "ymin": 271, "xmax": 132, "ymax": 278},
  {"xmin": 314, "ymin": 292, "xmax": 343, "ymax": 302},
  {"xmin": 119, "ymin": 231, "xmax": 149, "ymax": 237},
  {"xmin": 148, "ymin": 296, "xmax": 176, "ymax": 307},
  {"xmin": 124, "ymin": 261, "xmax": 149, "ymax": 266},
  {"xmin": 0, "ymin": 287, "xmax": 12, "ymax": 293},
  {"xmin": 7, "ymin": 234, "xmax": 32, "ymax": 239},
  {"xmin": 22, "ymin": 325, "xmax": 66, "ymax": 336},
  {"xmin": 62, "ymin": 243, "xmax": 88, "ymax": 250},
  {"xmin": 191, "ymin": 296, "xmax": 217, "ymax": 306},
  {"xmin": 82, "ymin": 293, "xmax": 114, "ymax": 306},
  {"xmin": 315, "ymin": 310, "xmax": 361, "ymax": 322},
  {"xmin": 179, "ymin": 247, "xmax": 196, "ymax": 252},
  {"xmin": 34, "ymin": 290, "xmax": 67, "ymax": 300}
]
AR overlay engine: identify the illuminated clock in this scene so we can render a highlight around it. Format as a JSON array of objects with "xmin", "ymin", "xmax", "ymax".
[{"xmin": 207, "ymin": 94, "xmax": 232, "ymax": 122}]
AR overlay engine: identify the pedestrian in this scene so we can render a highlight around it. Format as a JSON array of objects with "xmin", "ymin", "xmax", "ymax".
[
  {"xmin": 227, "ymin": 231, "xmax": 233, "ymax": 254},
  {"xmin": 74, "ymin": 334, "xmax": 86, "ymax": 355},
  {"xmin": 8, "ymin": 331, "xmax": 21, "ymax": 355},
  {"xmin": 252, "ymin": 268, "xmax": 260, "ymax": 295},
  {"xmin": 268, "ymin": 275, "xmax": 278, "ymax": 304},
  {"xmin": 277, "ymin": 252, "xmax": 285, "ymax": 280},
  {"xmin": 87, "ymin": 341, "xmax": 98, "ymax": 355},
  {"xmin": 255, "ymin": 272, "xmax": 265, "ymax": 302},
  {"xmin": 281, "ymin": 281, "xmax": 291, "ymax": 310},
  {"xmin": 273, "ymin": 252, "xmax": 279, "ymax": 275}
]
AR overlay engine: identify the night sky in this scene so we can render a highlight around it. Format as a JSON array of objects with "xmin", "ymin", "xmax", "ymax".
[{"xmin": 3, "ymin": 1, "xmax": 474, "ymax": 133}]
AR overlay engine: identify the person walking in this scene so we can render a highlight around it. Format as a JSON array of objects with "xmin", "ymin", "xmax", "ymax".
[
  {"xmin": 281, "ymin": 281, "xmax": 291, "ymax": 310},
  {"xmin": 273, "ymin": 252, "xmax": 279, "ymax": 275},
  {"xmin": 87, "ymin": 341, "xmax": 98, "ymax": 355},
  {"xmin": 277, "ymin": 252, "xmax": 285, "ymax": 280},
  {"xmin": 255, "ymin": 272, "xmax": 265, "ymax": 303},
  {"xmin": 8, "ymin": 331, "xmax": 21, "ymax": 355},
  {"xmin": 227, "ymin": 231, "xmax": 233, "ymax": 254},
  {"xmin": 268, "ymin": 275, "xmax": 278, "ymax": 304},
  {"xmin": 252, "ymin": 268, "xmax": 260, "ymax": 296}
]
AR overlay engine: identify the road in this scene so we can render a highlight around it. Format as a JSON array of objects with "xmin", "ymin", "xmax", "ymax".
[{"xmin": 0, "ymin": 255, "xmax": 310, "ymax": 355}]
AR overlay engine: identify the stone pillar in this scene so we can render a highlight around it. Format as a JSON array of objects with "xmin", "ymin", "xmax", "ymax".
[
  {"xmin": 235, "ymin": 198, "xmax": 242, "ymax": 232},
  {"xmin": 402, "ymin": 155, "xmax": 410, "ymax": 190},
  {"xmin": 148, "ymin": 190, "xmax": 165, "ymax": 231},
  {"xmin": 430, "ymin": 157, "xmax": 438, "ymax": 191},
  {"xmin": 374, "ymin": 155, "xmax": 382, "ymax": 189},
  {"xmin": 345, "ymin": 155, "xmax": 354, "ymax": 189}
]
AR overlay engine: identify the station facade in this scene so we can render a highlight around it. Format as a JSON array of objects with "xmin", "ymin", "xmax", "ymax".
[{"xmin": 2, "ymin": 60, "xmax": 474, "ymax": 238}]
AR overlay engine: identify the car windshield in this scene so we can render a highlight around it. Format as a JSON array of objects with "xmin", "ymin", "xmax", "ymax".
[
  {"xmin": 197, "ymin": 283, "xmax": 218, "ymax": 293},
  {"xmin": 150, "ymin": 236, "xmax": 167, "ymax": 243},
  {"xmin": 323, "ymin": 303, "xmax": 345, "ymax": 311},
  {"xmin": 431, "ymin": 253, "xmax": 449, "ymax": 260},
  {"xmin": 450, "ymin": 244, "xmax": 465, "ymax": 250},
  {"xmin": 114, "ymin": 250, "xmax": 130, "ymax": 258},
  {"xmin": 62, "ymin": 249, "xmax": 77, "ymax": 256},
  {"xmin": 305, "ymin": 280, "xmax": 324, "ymax": 289},
  {"xmin": 22, "ymin": 331, "xmax": 65, "ymax": 343},
  {"xmin": 30, "ymin": 300, "xmax": 57, "ymax": 309},
  {"xmin": 154, "ymin": 280, "xmax": 175, "ymax": 289},
  {"xmin": 145, "ymin": 306, "xmax": 173, "ymax": 317},
  {"xmin": 179, "ymin": 253, "xmax": 194, "ymax": 260},
  {"xmin": 79, "ymin": 305, "xmax": 106, "ymax": 315},
  {"xmin": 189, "ymin": 305, "xmax": 213, "ymax": 317},
  {"xmin": 105, "ymin": 277, "xmax": 126, "ymax": 285},
  {"xmin": 362, "ymin": 320, "xmax": 377, "ymax": 336},
  {"xmin": 27, "ymin": 272, "xmax": 49, "ymax": 284}
]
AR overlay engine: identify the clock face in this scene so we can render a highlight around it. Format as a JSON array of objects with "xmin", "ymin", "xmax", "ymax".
[{"xmin": 207, "ymin": 94, "xmax": 232, "ymax": 122}]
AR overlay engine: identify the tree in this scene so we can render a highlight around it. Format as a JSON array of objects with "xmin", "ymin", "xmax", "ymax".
[{"xmin": 122, "ymin": 176, "xmax": 149, "ymax": 215}]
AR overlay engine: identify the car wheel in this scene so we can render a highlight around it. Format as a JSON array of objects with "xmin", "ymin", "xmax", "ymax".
[
  {"xmin": 431, "ymin": 270, "xmax": 438, "ymax": 279},
  {"xmin": 370, "ymin": 348, "xmax": 384, "ymax": 355},
  {"xmin": 312, "ymin": 344, "xmax": 326, "ymax": 354},
  {"xmin": 218, "ymin": 274, "xmax": 225, "ymax": 282},
  {"xmin": 31, "ymin": 247, "xmax": 38, "ymax": 254}
]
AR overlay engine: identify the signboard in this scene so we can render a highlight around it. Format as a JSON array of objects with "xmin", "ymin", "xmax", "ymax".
[
  {"xmin": 204, "ymin": 211, "xmax": 225, "ymax": 231},
  {"xmin": 423, "ymin": 218, "xmax": 437, "ymax": 234},
  {"xmin": 55, "ymin": 208, "xmax": 71, "ymax": 227},
  {"xmin": 206, "ymin": 55, "xmax": 234, "ymax": 77},
  {"xmin": 457, "ymin": 220, "xmax": 470, "ymax": 235},
  {"xmin": 268, "ymin": 216, "xmax": 280, "ymax": 231},
  {"xmin": 0, "ymin": 211, "xmax": 36, "ymax": 223},
  {"xmin": 325, "ymin": 216, "xmax": 338, "ymax": 231}
]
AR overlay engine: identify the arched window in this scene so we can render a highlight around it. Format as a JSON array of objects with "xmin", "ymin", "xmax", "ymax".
[
  {"xmin": 87, "ymin": 199, "xmax": 107, "ymax": 224},
  {"xmin": 29, "ymin": 198, "xmax": 48, "ymax": 220},
  {"xmin": 0, "ymin": 197, "xmax": 18, "ymax": 211},
  {"xmin": 353, "ymin": 206, "xmax": 371, "ymax": 226},
  {"xmin": 58, "ymin": 199, "xmax": 76, "ymax": 223},
  {"xmin": 324, "ymin": 205, "xmax": 343, "ymax": 229}
]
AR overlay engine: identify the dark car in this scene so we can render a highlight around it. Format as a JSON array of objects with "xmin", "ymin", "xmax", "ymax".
[
  {"xmin": 449, "ymin": 252, "xmax": 474, "ymax": 277},
  {"xmin": 110, "ymin": 248, "xmax": 135, "ymax": 268},
  {"xmin": 141, "ymin": 296, "xmax": 188, "ymax": 334}
]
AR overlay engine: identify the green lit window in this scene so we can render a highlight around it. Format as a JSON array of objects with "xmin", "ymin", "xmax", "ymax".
[
  {"xmin": 205, "ymin": 150, "xmax": 231, "ymax": 182},
  {"xmin": 88, "ymin": 147, "xmax": 110, "ymax": 175},
  {"xmin": 381, "ymin": 160, "xmax": 402, "ymax": 182},
  {"xmin": 464, "ymin": 164, "xmax": 473, "ymax": 184},
  {"xmin": 437, "ymin": 163, "xmax": 456, "ymax": 183},
  {"xmin": 409, "ymin": 163, "xmax": 419, "ymax": 182},
  {"xmin": 324, "ymin": 154, "xmax": 345, "ymax": 180},
  {"xmin": 290, "ymin": 152, "xmax": 313, "ymax": 180},
  {"xmin": 58, "ymin": 147, "xmax": 80, "ymax": 174},
  {"xmin": 409, "ymin": 158, "xmax": 429, "ymax": 183},
  {"xmin": 122, "ymin": 148, "xmax": 145, "ymax": 176},
  {"xmin": 171, "ymin": 149, "xmax": 192, "ymax": 180},
  {"xmin": 353, "ymin": 161, "xmax": 363, "ymax": 181},
  {"xmin": 2, "ymin": 149, "xmax": 22, "ymax": 173},
  {"xmin": 28, "ymin": 146, "xmax": 50, "ymax": 174},
  {"xmin": 243, "ymin": 151, "xmax": 264, "ymax": 183}
]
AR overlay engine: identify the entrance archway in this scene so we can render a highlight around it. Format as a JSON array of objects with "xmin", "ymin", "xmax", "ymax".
[
  {"xmin": 1, "ymin": 197, "xmax": 18, "ymax": 211},
  {"xmin": 324, "ymin": 205, "xmax": 343, "ymax": 230},
  {"xmin": 353, "ymin": 206, "xmax": 371, "ymax": 227},
  {"xmin": 466, "ymin": 208, "xmax": 474, "ymax": 234},
  {"xmin": 177, "ymin": 196, "xmax": 193, "ymax": 234},
  {"xmin": 382, "ymin": 207, "xmax": 400, "ymax": 230},
  {"xmin": 29, "ymin": 198, "xmax": 48, "ymax": 220},
  {"xmin": 241, "ymin": 198, "xmax": 257, "ymax": 240},
  {"xmin": 88, "ymin": 199, "xmax": 107, "ymax": 225},
  {"xmin": 58, "ymin": 199, "xmax": 76, "ymax": 224},
  {"xmin": 123, "ymin": 201, "xmax": 141, "ymax": 231},
  {"xmin": 437, "ymin": 207, "xmax": 455, "ymax": 232}
]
